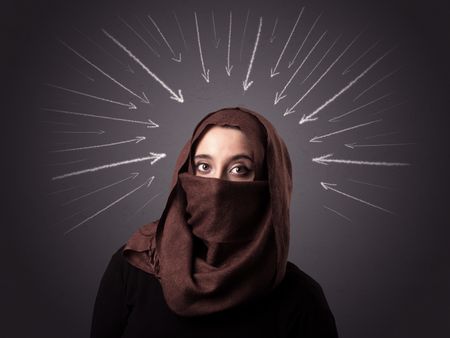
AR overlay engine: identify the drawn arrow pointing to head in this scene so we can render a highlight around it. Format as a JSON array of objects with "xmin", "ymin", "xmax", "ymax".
[
  {"xmin": 103, "ymin": 29, "xmax": 184, "ymax": 103},
  {"xmin": 312, "ymin": 153, "xmax": 410, "ymax": 166},
  {"xmin": 320, "ymin": 181, "xmax": 394, "ymax": 214},
  {"xmin": 243, "ymin": 16, "xmax": 263, "ymax": 91}
]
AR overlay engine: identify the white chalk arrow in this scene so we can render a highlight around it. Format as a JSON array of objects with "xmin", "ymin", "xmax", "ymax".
[
  {"xmin": 43, "ymin": 108, "xmax": 159, "ymax": 128},
  {"xmin": 320, "ymin": 182, "xmax": 394, "ymax": 214},
  {"xmin": 50, "ymin": 136, "xmax": 146, "ymax": 153},
  {"xmin": 284, "ymin": 35, "xmax": 341, "ymax": 116},
  {"xmin": 103, "ymin": 29, "xmax": 184, "ymax": 103},
  {"xmin": 211, "ymin": 10, "xmax": 221, "ymax": 48},
  {"xmin": 313, "ymin": 153, "xmax": 410, "ymax": 166},
  {"xmin": 225, "ymin": 11, "xmax": 233, "ymax": 76},
  {"xmin": 329, "ymin": 93, "xmax": 391, "ymax": 122},
  {"xmin": 52, "ymin": 129, "xmax": 105, "ymax": 135},
  {"xmin": 118, "ymin": 16, "xmax": 160, "ymax": 58},
  {"xmin": 46, "ymin": 83, "xmax": 137, "ymax": 109},
  {"xmin": 194, "ymin": 12, "xmax": 210, "ymax": 83},
  {"xmin": 342, "ymin": 40, "xmax": 380, "ymax": 75},
  {"xmin": 269, "ymin": 17, "xmax": 278, "ymax": 43},
  {"xmin": 239, "ymin": 10, "xmax": 250, "ymax": 62},
  {"xmin": 61, "ymin": 172, "xmax": 140, "ymax": 206},
  {"xmin": 345, "ymin": 142, "xmax": 415, "ymax": 149},
  {"xmin": 274, "ymin": 30, "xmax": 327, "ymax": 105},
  {"xmin": 353, "ymin": 65, "xmax": 400, "ymax": 101},
  {"xmin": 243, "ymin": 16, "xmax": 263, "ymax": 91},
  {"xmin": 285, "ymin": 29, "xmax": 365, "ymax": 117},
  {"xmin": 64, "ymin": 176, "xmax": 155, "ymax": 235},
  {"xmin": 173, "ymin": 11, "xmax": 188, "ymax": 51},
  {"xmin": 299, "ymin": 48, "xmax": 393, "ymax": 124},
  {"xmin": 73, "ymin": 27, "xmax": 135, "ymax": 74},
  {"xmin": 309, "ymin": 119, "xmax": 381, "ymax": 142},
  {"xmin": 288, "ymin": 12, "xmax": 322, "ymax": 69},
  {"xmin": 270, "ymin": 7, "xmax": 304, "ymax": 77},
  {"xmin": 52, "ymin": 153, "xmax": 166, "ymax": 181},
  {"xmin": 59, "ymin": 40, "xmax": 149, "ymax": 104},
  {"xmin": 147, "ymin": 15, "xmax": 182, "ymax": 62}
]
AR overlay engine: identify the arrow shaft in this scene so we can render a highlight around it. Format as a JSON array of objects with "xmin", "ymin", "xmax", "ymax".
[
  {"xmin": 211, "ymin": 10, "xmax": 219, "ymax": 44},
  {"xmin": 239, "ymin": 10, "xmax": 250, "ymax": 62},
  {"xmin": 352, "ymin": 142, "xmax": 415, "ymax": 148},
  {"xmin": 64, "ymin": 177, "xmax": 154, "ymax": 234},
  {"xmin": 103, "ymin": 29, "xmax": 179, "ymax": 99},
  {"xmin": 51, "ymin": 137, "xmax": 142, "ymax": 153},
  {"xmin": 227, "ymin": 11, "xmax": 232, "ymax": 68},
  {"xmin": 43, "ymin": 108, "xmax": 153, "ymax": 126},
  {"xmin": 290, "ymin": 12, "xmax": 321, "ymax": 66},
  {"xmin": 119, "ymin": 17, "xmax": 160, "ymax": 57},
  {"xmin": 52, "ymin": 154, "xmax": 164, "ymax": 181},
  {"xmin": 314, "ymin": 119, "xmax": 381, "ymax": 140},
  {"xmin": 323, "ymin": 205, "xmax": 352, "ymax": 222},
  {"xmin": 62, "ymin": 174, "xmax": 136, "ymax": 206},
  {"xmin": 305, "ymin": 49, "xmax": 393, "ymax": 120},
  {"xmin": 270, "ymin": 17, "xmax": 278, "ymax": 39},
  {"xmin": 321, "ymin": 158, "xmax": 409, "ymax": 166},
  {"xmin": 46, "ymin": 83, "xmax": 132, "ymax": 108},
  {"xmin": 330, "ymin": 92, "xmax": 391, "ymax": 121},
  {"xmin": 148, "ymin": 15, "xmax": 176, "ymax": 56},
  {"xmin": 59, "ymin": 40, "xmax": 146, "ymax": 102},
  {"xmin": 52, "ymin": 130, "xmax": 100, "ymax": 134},
  {"xmin": 280, "ymin": 30, "xmax": 326, "ymax": 96},
  {"xmin": 173, "ymin": 11, "xmax": 188, "ymax": 50},
  {"xmin": 73, "ymin": 27, "xmax": 127, "ymax": 67},
  {"xmin": 273, "ymin": 7, "xmax": 304, "ymax": 71},
  {"xmin": 194, "ymin": 12, "xmax": 208, "ymax": 75},
  {"xmin": 244, "ymin": 17, "xmax": 263, "ymax": 84},
  {"xmin": 326, "ymin": 185, "xmax": 394, "ymax": 214},
  {"xmin": 292, "ymin": 36, "xmax": 341, "ymax": 108},
  {"xmin": 354, "ymin": 65, "xmax": 400, "ymax": 101},
  {"xmin": 291, "ymin": 28, "xmax": 365, "ymax": 110},
  {"xmin": 342, "ymin": 40, "xmax": 380, "ymax": 74}
]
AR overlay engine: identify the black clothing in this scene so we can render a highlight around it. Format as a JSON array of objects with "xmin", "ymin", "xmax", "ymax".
[{"xmin": 90, "ymin": 246, "xmax": 339, "ymax": 338}]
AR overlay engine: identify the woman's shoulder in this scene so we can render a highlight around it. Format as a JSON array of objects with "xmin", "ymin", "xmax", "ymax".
[{"xmin": 278, "ymin": 261, "xmax": 332, "ymax": 310}]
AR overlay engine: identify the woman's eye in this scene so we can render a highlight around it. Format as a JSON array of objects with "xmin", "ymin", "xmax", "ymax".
[
  {"xmin": 230, "ymin": 165, "xmax": 249, "ymax": 175},
  {"xmin": 196, "ymin": 163, "xmax": 210, "ymax": 172}
]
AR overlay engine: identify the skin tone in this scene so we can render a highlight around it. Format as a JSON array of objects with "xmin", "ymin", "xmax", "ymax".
[{"xmin": 193, "ymin": 126, "xmax": 260, "ymax": 181}]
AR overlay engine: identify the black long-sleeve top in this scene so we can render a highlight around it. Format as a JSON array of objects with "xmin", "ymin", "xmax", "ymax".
[{"xmin": 90, "ymin": 245, "xmax": 338, "ymax": 338}]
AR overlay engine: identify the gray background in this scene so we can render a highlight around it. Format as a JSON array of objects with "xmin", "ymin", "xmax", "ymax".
[{"xmin": 2, "ymin": 0, "xmax": 449, "ymax": 337}]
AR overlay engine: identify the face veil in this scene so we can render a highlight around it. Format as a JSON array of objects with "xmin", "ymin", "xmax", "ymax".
[{"xmin": 123, "ymin": 107, "xmax": 293, "ymax": 317}]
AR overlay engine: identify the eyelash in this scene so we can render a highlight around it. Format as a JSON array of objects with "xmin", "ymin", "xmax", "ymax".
[{"xmin": 195, "ymin": 162, "xmax": 251, "ymax": 176}]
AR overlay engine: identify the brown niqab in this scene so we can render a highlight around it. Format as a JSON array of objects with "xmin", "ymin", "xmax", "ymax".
[{"xmin": 123, "ymin": 107, "xmax": 292, "ymax": 317}]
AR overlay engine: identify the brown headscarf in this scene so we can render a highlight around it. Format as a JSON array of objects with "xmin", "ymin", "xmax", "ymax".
[{"xmin": 123, "ymin": 107, "xmax": 293, "ymax": 317}]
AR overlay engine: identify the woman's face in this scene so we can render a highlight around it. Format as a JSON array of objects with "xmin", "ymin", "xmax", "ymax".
[{"xmin": 193, "ymin": 126, "xmax": 260, "ymax": 181}]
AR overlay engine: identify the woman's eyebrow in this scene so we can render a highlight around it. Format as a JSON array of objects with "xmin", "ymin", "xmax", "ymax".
[{"xmin": 194, "ymin": 153, "xmax": 253, "ymax": 162}]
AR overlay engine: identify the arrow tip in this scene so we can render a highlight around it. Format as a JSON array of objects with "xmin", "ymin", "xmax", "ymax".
[
  {"xmin": 149, "ymin": 152, "xmax": 166, "ymax": 165},
  {"xmin": 243, "ymin": 80, "xmax": 253, "ymax": 91},
  {"xmin": 141, "ymin": 92, "xmax": 150, "ymax": 104},
  {"xmin": 320, "ymin": 182, "xmax": 337, "ymax": 190},
  {"xmin": 170, "ymin": 89, "xmax": 184, "ymax": 103},
  {"xmin": 300, "ymin": 115, "xmax": 318, "ymax": 125},
  {"xmin": 345, "ymin": 143, "xmax": 356, "ymax": 149},
  {"xmin": 136, "ymin": 136, "xmax": 146, "ymax": 143},
  {"xmin": 146, "ymin": 176, "xmax": 155, "ymax": 187},
  {"xmin": 147, "ymin": 119, "xmax": 159, "ymax": 128},
  {"xmin": 270, "ymin": 68, "xmax": 279, "ymax": 77},
  {"xmin": 283, "ymin": 107, "xmax": 295, "ymax": 116}
]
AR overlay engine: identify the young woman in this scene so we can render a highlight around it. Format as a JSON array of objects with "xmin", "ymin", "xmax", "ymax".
[{"xmin": 90, "ymin": 107, "xmax": 338, "ymax": 337}]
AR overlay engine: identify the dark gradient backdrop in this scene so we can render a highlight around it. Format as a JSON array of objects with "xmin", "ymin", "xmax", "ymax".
[{"xmin": 2, "ymin": 0, "xmax": 449, "ymax": 337}]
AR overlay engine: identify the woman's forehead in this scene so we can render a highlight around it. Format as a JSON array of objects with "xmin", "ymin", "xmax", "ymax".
[{"xmin": 194, "ymin": 126, "xmax": 254, "ymax": 157}]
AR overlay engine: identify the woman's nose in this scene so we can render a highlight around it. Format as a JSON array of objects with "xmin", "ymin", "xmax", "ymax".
[{"xmin": 212, "ymin": 167, "xmax": 228, "ymax": 180}]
